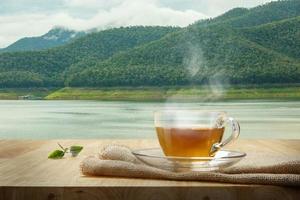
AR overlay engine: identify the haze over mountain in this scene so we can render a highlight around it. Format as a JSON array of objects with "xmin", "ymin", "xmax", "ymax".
[
  {"xmin": 0, "ymin": 0, "xmax": 299, "ymax": 88},
  {"xmin": 0, "ymin": 27, "xmax": 86, "ymax": 53}
]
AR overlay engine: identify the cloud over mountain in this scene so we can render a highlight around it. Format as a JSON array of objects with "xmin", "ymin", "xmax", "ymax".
[{"xmin": 0, "ymin": 0, "xmax": 206, "ymax": 47}]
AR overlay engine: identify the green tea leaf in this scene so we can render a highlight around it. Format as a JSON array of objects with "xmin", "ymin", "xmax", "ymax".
[
  {"xmin": 48, "ymin": 150, "xmax": 65, "ymax": 159},
  {"xmin": 70, "ymin": 146, "xmax": 83, "ymax": 156}
]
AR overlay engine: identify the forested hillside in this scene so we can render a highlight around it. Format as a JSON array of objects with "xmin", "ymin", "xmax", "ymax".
[
  {"xmin": 241, "ymin": 16, "xmax": 300, "ymax": 60},
  {"xmin": 196, "ymin": 0, "xmax": 300, "ymax": 28},
  {"xmin": 0, "ymin": 26, "xmax": 178, "ymax": 87},
  {"xmin": 0, "ymin": 0, "xmax": 299, "ymax": 88},
  {"xmin": 66, "ymin": 0, "xmax": 300, "ymax": 86}
]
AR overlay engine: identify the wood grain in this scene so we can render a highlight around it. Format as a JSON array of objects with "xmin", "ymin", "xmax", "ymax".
[
  {"xmin": 0, "ymin": 139, "xmax": 299, "ymax": 200},
  {"xmin": 1, "ymin": 186, "xmax": 300, "ymax": 200},
  {"xmin": 0, "ymin": 140, "xmax": 46, "ymax": 158}
]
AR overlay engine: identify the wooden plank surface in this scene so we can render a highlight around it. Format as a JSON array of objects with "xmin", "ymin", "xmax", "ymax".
[{"xmin": 0, "ymin": 139, "xmax": 299, "ymax": 200}]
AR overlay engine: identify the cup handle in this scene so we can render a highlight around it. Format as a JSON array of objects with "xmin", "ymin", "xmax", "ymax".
[{"xmin": 210, "ymin": 117, "xmax": 240, "ymax": 155}]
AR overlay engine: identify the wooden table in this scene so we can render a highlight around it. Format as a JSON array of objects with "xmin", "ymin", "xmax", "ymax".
[{"xmin": 0, "ymin": 139, "xmax": 299, "ymax": 200}]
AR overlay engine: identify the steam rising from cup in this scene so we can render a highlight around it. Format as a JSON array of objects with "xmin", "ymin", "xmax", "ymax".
[{"xmin": 162, "ymin": 43, "xmax": 229, "ymax": 128}]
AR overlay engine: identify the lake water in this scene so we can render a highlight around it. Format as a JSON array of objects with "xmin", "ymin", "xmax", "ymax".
[{"xmin": 0, "ymin": 100, "xmax": 299, "ymax": 139}]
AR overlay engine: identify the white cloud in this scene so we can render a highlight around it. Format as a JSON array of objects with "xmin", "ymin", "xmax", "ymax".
[
  {"xmin": 0, "ymin": 0, "xmax": 206, "ymax": 48},
  {"xmin": 77, "ymin": 0, "xmax": 205, "ymax": 29},
  {"xmin": 160, "ymin": 0, "xmax": 273, "ymax": 17},
  {"xmin": 0, "ymin": 0, "xmax": 274, "ymax": 48},
  {"xmin": 64, "ymin": 0, "xmax": 122, "ymax": 10},
  {"xmin": 0, "ymin": 13, "xmax": 73, "ymax": 47}
]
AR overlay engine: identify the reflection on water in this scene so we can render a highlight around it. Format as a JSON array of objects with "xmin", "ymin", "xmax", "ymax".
[
  {"xmin": 0, "ymin": 100, "xmax": 299, "ymax": 139},
  {"xmin": 49, "ymin": 111, "xmax": 96, "ymax": 115}
]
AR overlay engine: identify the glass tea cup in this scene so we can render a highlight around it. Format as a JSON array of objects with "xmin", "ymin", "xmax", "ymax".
[{"xmin": 154, "ymin": 110, "xmax": 240, "ymax": 157}]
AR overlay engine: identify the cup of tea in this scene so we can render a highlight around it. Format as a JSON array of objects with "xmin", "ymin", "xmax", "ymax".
[{"xmin": 154, "ymin": 110, "xmax": 240, "ymax": 157}]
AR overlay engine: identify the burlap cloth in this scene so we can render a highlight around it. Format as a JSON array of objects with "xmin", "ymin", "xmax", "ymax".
[{"xmin": 80, "ymin": 145, "xmax": 300, "ymax": 186}]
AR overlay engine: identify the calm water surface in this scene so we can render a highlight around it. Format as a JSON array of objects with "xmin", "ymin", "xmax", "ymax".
[{"xmin": 0, "ymin": 100, "xmax": 299, "ymax": 139}]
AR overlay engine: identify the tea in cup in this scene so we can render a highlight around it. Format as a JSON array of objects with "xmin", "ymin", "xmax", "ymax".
[{"xmin": 154, "ymin": 110, "xmax": 240, "ymax": 157}]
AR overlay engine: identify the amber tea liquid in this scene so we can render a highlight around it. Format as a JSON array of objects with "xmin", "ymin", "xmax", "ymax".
[{"xmin": 156, "ymin": 126, "xmax": 225, "ymax": 157}]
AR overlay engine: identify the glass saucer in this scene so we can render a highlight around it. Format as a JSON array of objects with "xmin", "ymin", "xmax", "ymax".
[{"xmin": 132, "ymin": 148, "xmax": 246, "ymax": 172}]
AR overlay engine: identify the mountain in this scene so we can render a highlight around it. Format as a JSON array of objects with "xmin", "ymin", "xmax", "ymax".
[
  {"xmin": 0, "ymin": 26, "xmax": 179, "ymax": 87},
  {"xmin": 0, "ymin": 0, "xmax": 299, "ymax": 88},
  {"xmin": 194, "ymin": 0, "xmax": 300, "ymax": 28},
  {"xmin": 66, "ymin": 0, "xmax": 300, "ymax": 86},
  {"xmin": 241, "ymin": 16, "xmax": 300, "ymax": 60},
  {"xmin": 0, "ymin": 27, "xmax": 85, "ymax": 53}
]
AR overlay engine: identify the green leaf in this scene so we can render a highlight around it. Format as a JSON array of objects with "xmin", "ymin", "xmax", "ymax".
[
  {"xmin": 48, "ymin": 150, "xmax": 65, "ymax": 159},
  {"xmin": 70, "ymin": 146, "xmax": 83, "ymax": 156}
]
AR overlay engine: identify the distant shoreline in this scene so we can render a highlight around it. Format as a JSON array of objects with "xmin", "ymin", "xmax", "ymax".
[{"xmin": 0, "ymin": 85, "xmax": 300, "ymax": 101}]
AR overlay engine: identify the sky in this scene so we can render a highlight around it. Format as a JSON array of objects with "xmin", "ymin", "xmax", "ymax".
[{"xmin": 0, "ymin": 0, "xmax": 273, "ymax": 48}]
